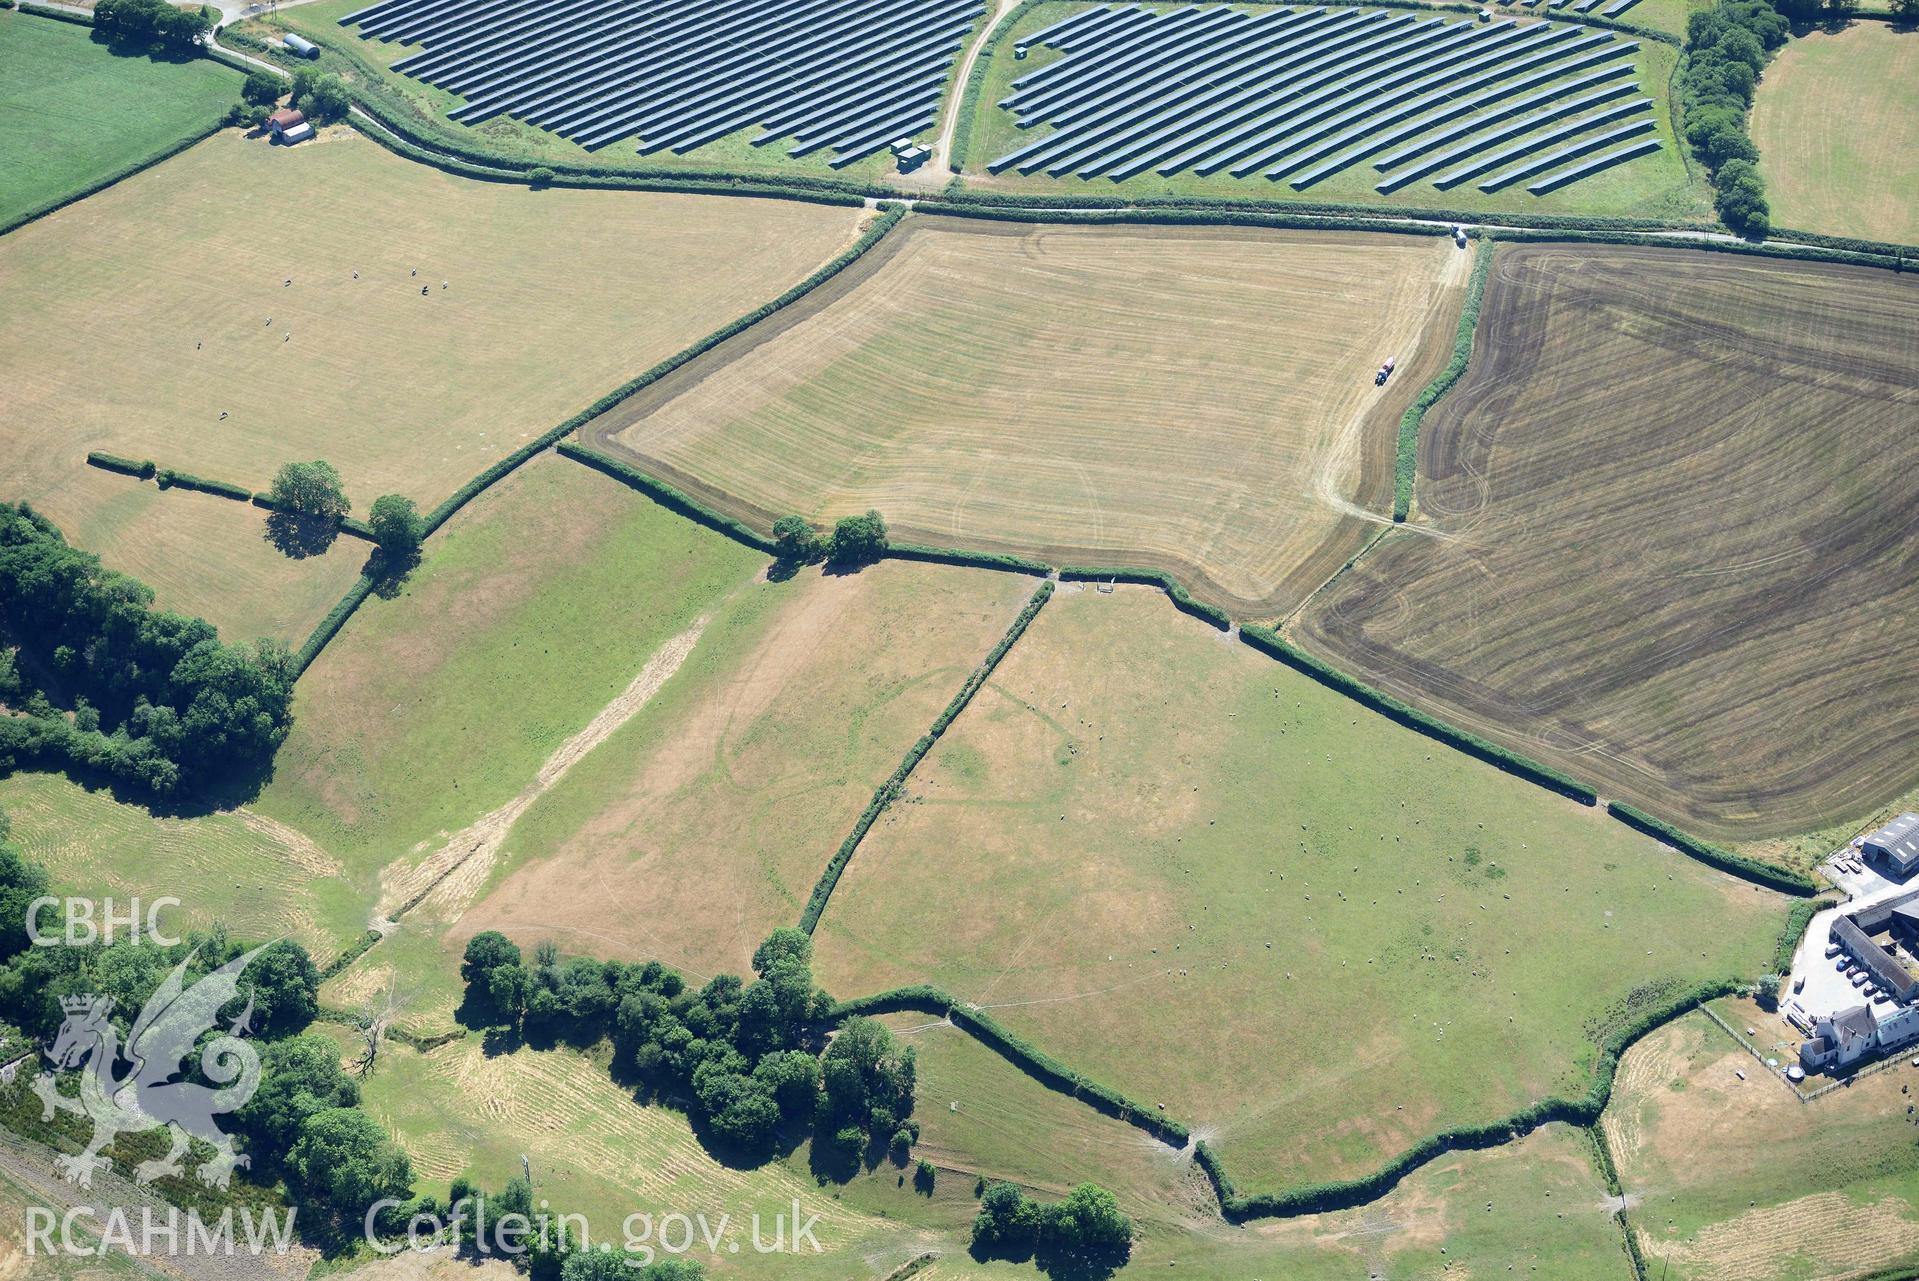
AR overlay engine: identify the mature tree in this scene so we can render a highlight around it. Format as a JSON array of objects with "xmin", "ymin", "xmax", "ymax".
[
  {"xmin": 1049, "ymin": 1183, "xmax": 1133, "ymax": 1256},
  {"xmin": 462, "ymin": 931, "xmax": 521, "ymax": 986},
  {"xmin": 237, "ymin": 1033, "xmax": 361, "ymax": 1165},
  {"xmin": 772, "ymin": 515, "xmax": 822, "ymax": 563},
  {"xmin": 233, "ymin": 939, "xmax": 320, "ymax": 1037},
  {"xmin": 367, "ymin": 495, "xmax": 425, "ymax": 557},
  {"xmin": 1894, "ymin": 0, "xmax": 1919, "ymax": 23},
  {"xmin": 293, "ymin": 72, "xmax": 351, "ymax": 123},
  {"xmin": 285, "ymin": 1108, "xmax": 412, "ymax": 1215},
  {"xmin": 241, "ymin": 70, "xmax": 282, "ymax": 106},
  {"xmin": 1713, "ymin": 158, "xmax": 1771, "ymax": 238},
  {"xmin": 828, "ymin": 510, "xmax": 888, "ymax": 564},
  {"xmin": 819, "ymin": 1016, "xmax": 915, "ymax": 1144},
  {"xmin": 0, "ymin": 835, "xmax": 50, "ymax": 963},
  {"xmin": 270, "ymin": 461, "xmax": 351, "ymax": 522}
]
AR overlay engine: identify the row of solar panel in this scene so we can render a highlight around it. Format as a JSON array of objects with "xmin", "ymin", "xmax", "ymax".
[
  {"xmin": 338, "ymin": 0, "xmax": 985, "ymax": 165},
  {"xmin": 990, "ymin": 5, "xmax": 1661, "ymax": 195}
]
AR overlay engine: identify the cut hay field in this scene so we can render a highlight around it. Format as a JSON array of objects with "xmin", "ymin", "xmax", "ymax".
[
  {"xmin": 586, "ymin": 216, "xmax": 1468, "ymax": 615},
  {"xmin": 0, "ymin": 11, "xmax": 239, "ymax": 228},
  {"xmin": 812, "ymin": 584, "xmax": 1783, "ymax": 1194},
  {"xmin": 958, "ymin": 3, "xmax": 1705, "ymax": 222},
  {"xmin": 1752, "ymin": 23, "xmax": 1919, "ymax": 245},
  {"xmin": 0, "ymin": 772, "xmax": 359, "ymax": 959},
  {"xmin": 354, "ymin": 1033, "xmax": 984, "ymax": 1280},
  {"xmin": 0, "ymin": 126, "xmax": 859, "ymax": 640},
  {"xmin": 42, "ymin": 468, "xmax": 366, "ymax": 645},
  {"xmin": 1295, "ymin": 244, "xmax": 1919, "ymax": 844},
  {"xmin": 255, "ymin": 458, "xmax": 766, "ymax": 987},
  {"xmin": 1604, "ymin": 1008, "xmax": 1919, "ymax": 1281}
]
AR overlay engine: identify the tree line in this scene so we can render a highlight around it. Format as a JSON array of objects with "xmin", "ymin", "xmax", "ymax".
[
  {"xmin": 0, "ymin": 501, "xmax": 295, "ymax": 796},
  {"xmin": 1680, "ymin": 1, "xmax": 1789, "ymax": 239},
  {"xmin": 92, "ymin": 0, "xmax": 212, "ymax": 54},
  {"xmin": 460, "ymin": 927, "xmax": 919, "ymax": 1168},
  {"xmin": 772, "ymin": 510, "xmax": 889, "ymax": 566},
  {"xmin": 0, "ymin": 815, "xmax": 414, "ymax": 1242}
]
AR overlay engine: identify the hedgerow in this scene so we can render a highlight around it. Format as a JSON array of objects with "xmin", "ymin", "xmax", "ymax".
[
  {"xmin": 1199, "ymin": 977, "xmax": 1737, "ymax": 1219},
  {"xmin": 84, "ymin": 451, "xmax": 155, "ymax": 479},
  {"xmin": 1773, "ymin": 896, "xmax": 1832, "ymax": 974},
  {"xmin": 1607, "ymin": 802, "xmax": 1819, "ymax": 895},
  {"xmin": 1239, "ymin": 623, "xmax": 1596, "ymax": 803},
  {"xmin": 1058, "ymin": 565, "xmax": 1233, "ymax": 630},
  {"xmin": 1394, "ymin": 238, "xmax": 1493, "ymax": 521},
  {"xmin": 155, "ymin": 468, "xmax": 253, "ymax": 501},
  {"xmin": 1485, "ymin": 228, "xmax": 1906, "ymax": 274},
  {"xmin": 289, "ymin": 207, "xmax": 908, "ymax": 673},
  {"xmin": 826, "ymin": 985, "xmax": 1189, "ymax": 1144},
  {"xmin": 885, "ymin": 541, "xmax": 1051, "ymax": 575},
  {"xmin": 555, "ymin": 443, "xmax": 777, "ymax": 553},
  {"xmin": 799, "ymin": 581, "xmax": 1053, "ymax": 932},
  {"xmin": 911, "ymin": 199, "xmax": 1453, "ymax": 240}
]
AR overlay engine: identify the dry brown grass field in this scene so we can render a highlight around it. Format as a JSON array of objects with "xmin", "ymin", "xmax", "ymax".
[
  {"xmin": 1605, "ymin": 1008, "xmax": 1919, "ymax": 1281},
  {"xmin": 585, "ymin": 216, "xmax": 1468, "ymax": 615},
  {"xmin": 1751, "ymin": 23, "xmax": 1919, "ymax": 245},
  {"xmin": 811, "ymin": 584, "xmax": 1780, "ymax": 1194},
  {"xmin": 458, "ymin": 558, "xmax": 1035, "ymax": 987},
  {"xmin": 1295, "ymin": 244, "xmax": 1919, "ymax": 843},
  {"xmin": 0, "ymin": 127, "xmax": 859, "ymax": 638}
]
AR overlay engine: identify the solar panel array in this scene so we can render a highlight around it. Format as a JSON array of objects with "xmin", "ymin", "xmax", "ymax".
[
  {"xmin": 990, "ymin": 6, "xmax": 1661, "ymax": 195},
  {"xmin": 337, "ymin": 0, "xmax": 986, "ymax": 166}
]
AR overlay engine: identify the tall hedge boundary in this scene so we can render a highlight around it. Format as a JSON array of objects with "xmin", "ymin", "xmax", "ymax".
[
  {"xmin": 886, "ymin": 541, "xmax": 1051, "ymax": 575},
  {"xmin": 1196, "ymin": 977, "xmax": 1737, "ymax": 1219},
  {"xmin": 287, "ymin": 206, "xmax": 907, "ymax": 675},
  {"xmin": 1586, "ymin": 1127, "xmax": 1650, "ymax": 1280},
  {"xmin": 1773, "ymin": 896, "xmax": 1832, "ymax": 975},
  {"xmin": 0, "ymin": 114, "xmax": 229, "ymax": 239},
  {"xmin": 88, "ymin": 450, "xmax": 374, "ymax": 535},
  {"xmin": 1058, "ymin": 565, "xmax": 1232, "ymax": 630},
  {"xmin": 1394, "ymin": 238, "xmax": 1493, "ymax": 521},
  {"xmin": 1239, "ymin": 623, "xmax": 1597, "ymax": 804},
  {"xmin": 556, "ymin": 443, "xmax": 777, "ymax": 553},
  {"xmin": 799, "ymin": 580, "xmax": 1053, "ymax": 932},
  {"xmin": 84, "ymin": 451, "xmax": 155, "ymax": 480},
  {"xmin": 828, "ymin": 985, "xmax": 1189, "ymax": 1145},
  {"xmin": 1607, "ymin": 802, "xmax": 1819, "ymax": 896}
]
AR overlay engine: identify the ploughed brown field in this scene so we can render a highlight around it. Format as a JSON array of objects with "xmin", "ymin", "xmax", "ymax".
[
  {"xmin": 581, "ymin": 215, "xmax": 1468, "ymax": 615},
  {"xmin": 1295, "ymin": 244, "xmax": 1919, "ymax": 842}
]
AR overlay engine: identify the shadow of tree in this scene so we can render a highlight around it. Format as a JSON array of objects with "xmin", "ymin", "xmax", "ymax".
[
  {"xmin": 264, "ymin": 511, "xmax": 340, "ymax": 559},
  {"xmin": 366, "ymin": 546, "xmax": 422, "ymax": 599}
]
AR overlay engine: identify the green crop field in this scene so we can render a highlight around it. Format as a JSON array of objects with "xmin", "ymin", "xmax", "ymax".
[
  {"xmin": 813, "ymin": 585, "xmax": 1783, "ymax": 1195},
  {"xmin": 1605, "ymin": 1006, "xmax": 1919, "ymax": 1281},
  {"xmin": 1751, "ymin": 22, "xmax": 1919, "ymax": 245},
  {"xmin": 0, "ymin": 11, "xmax": 239, "ymax": 228},
  {"xmin": 957, "ymin": 2, "xmax": 1707, "ymax": 221}
]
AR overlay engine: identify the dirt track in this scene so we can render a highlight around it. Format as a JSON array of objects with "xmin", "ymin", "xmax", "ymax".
[{"xmin": 1296, "ymin": 242, "xmax": 1919, "ymax": 840}]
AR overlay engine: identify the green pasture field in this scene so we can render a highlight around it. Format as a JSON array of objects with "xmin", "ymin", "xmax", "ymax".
[
  {"xmin": 813, "ymin": 585, "xmax": 1783, "ymax": 1195},
  {"xmin": 1751, "ymin": 22, "xmax": 1919, "ymax": 245},
  {"xmin": 239, "ymin": 0, "xmax": 987, "ymax": 187},
  {"xmin": 255, "ymin": 457, "xmax": 765, "ymax": 952},
  {"xmin": 959, "ymin": 2, "xmax": 1708, "ymax": 220},
  {"xmin": 0, "ymin": 771, "xmax": 363, "ymax": 959},
  {"xmin": 0, "ymin": 11, "xmax": 239, "ymax": 227},
  {"xmin": 340, "ymin": 551, "xmax": 1035, "ymax": 1035},
  {"xmin": 1605, "ymin": 1005, "xmax": 1919, "ymax": 1281}
]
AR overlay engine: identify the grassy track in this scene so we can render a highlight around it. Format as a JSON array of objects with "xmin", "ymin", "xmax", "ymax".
[
  {"xmin": 1605, "ymin": 1006, "xmax": 1919, "ymax": 1280},
  {"xmin": 255, "ymin": 458, "xmax": 765, "ymax": 957},
  {"xmin": 587, "ymin": 216, "xmax": 1468, "ymax": 616},
  {"xmin": 0, "ymin": 127, "xmax": 859, "ymax": 643},
  {"xmin": 959, "ymin": 3, "xmax": 1707, "ymax": 221},
  {"xmin": 1751, "ymin": 23, "xmax": 1919, "ymax": 245},
  {"xmin": 812, "ymin": 584, "xmax": 1782, "ymax": 1195},
  {"xmin": 1295, "ymin": 243, "xmax": 1919, "ymax": 843},
  {"xmin": 0, "ymin": 12, "xmax": 238, "ymax": 227}
]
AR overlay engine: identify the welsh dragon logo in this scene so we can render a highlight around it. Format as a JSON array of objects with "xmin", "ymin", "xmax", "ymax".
[{"xmin": 33, "ymin": 944, "xmax": 270, "ymax": 1190}]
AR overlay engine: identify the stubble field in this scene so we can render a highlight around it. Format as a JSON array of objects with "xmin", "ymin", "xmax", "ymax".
[
  {"xmin": 1295, "ymin": 244, "xmax": 1919, "ymax": 842},
  {"xmin": 811, "ymin": 584, "xmax": 1782, "ymax": 1194},
  {"xmin": 586, "ymin": 216, "xmax": 1467, "ymax": 615}
]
